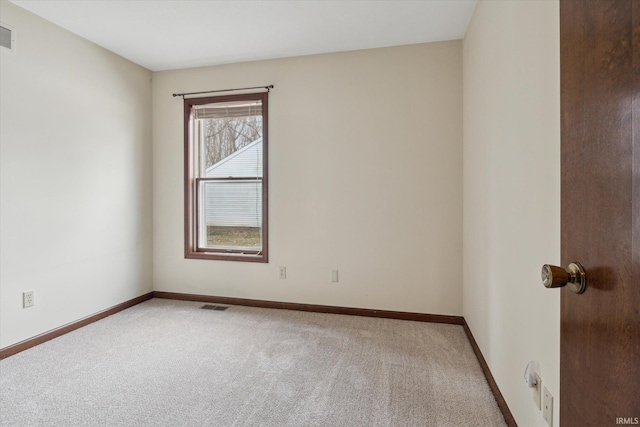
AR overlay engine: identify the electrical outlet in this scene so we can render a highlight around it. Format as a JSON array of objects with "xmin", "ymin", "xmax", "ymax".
[
  {"xmin": 279, "ymin": 266, "xmax": 286, "ymax": 279},
  {"xmin": 533, "ymin": 373, "xmax": 542, "ymax": 410},
  {"xmin": 331, "ymin": 270, "xmax": 338, "ymax": 282},
  {"xmin": 23, "ymin": 291, "xmax": 34, "ymax": 308},
  {"xmin": 542, "ymin": 387, "xmax": 553, "ymax": 426}
]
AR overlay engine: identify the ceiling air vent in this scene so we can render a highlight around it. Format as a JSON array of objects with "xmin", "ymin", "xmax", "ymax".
[{"xmin": 1, "ymin": 23, "xmax": 16, "ymax": 53}]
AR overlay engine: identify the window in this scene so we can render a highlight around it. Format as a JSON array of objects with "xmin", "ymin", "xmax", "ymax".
[{"xmin": 184, "ymin": 92, "xmax": 268, "ymax": 262}]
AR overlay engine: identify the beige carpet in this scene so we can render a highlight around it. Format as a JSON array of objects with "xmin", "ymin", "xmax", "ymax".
[{"xmin": 0, "ymin": 299, "xmax": 506, "ymax": 426}]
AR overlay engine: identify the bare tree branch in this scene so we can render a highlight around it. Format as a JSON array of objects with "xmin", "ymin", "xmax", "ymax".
[{"xmin": 203, "ymin": 116, "xmax": 262, "ymax": 167}]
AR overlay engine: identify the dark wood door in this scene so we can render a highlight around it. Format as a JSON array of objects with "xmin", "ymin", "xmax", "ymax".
[{"xmin": 560, "ymin": 0, "xmax": 639, "ymax": 425}]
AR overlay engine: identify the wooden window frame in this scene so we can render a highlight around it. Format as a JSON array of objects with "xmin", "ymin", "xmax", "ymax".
[{"xmin": 184, "ymin": 92, "xmax": 268, "ymax": 263}]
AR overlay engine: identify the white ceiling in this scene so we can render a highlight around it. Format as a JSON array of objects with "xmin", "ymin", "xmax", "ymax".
[{"xmin": 9, "ymin": 0, "xmax": 477, "ymax": 72}]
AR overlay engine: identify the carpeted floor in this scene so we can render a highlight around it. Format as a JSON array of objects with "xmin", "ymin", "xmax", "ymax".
[{"xmin": 0, "ymin": 299, "xmax": 506, "ymax": 426}]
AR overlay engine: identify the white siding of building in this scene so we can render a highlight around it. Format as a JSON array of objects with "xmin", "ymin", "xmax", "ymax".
[
  {"xmin": 204, "ymin": 138, "xmax": 263, "ymax": 228},
  {"xmin": 203, "ymin": 181, "xmax": 262, "ymax": 227},
  {"xmin": 205, "ymin": 138, "xmax": 262, "ymax": 178}
]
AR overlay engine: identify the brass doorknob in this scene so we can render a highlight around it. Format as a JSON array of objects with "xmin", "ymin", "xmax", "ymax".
[{"xmin": 541, "ymin": 262, "xmax": 586, "ymax": 294}]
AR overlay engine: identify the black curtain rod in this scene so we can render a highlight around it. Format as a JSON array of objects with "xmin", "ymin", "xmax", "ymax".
[{"xmin": 173, "ymin": 85, "xmax": 274, "ymax": 98}]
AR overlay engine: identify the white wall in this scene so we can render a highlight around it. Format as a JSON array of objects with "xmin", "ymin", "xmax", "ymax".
[
  {"xmin": 0, "ymin": 1, "xmax": 153, "ymax": 348},
  {"xmin": 463, "ymin": 1, "xmax": 560, "ymax": 426},
  {"xmin": 153, "ymin": 42, "xmax": 463, "ymax": 315}
]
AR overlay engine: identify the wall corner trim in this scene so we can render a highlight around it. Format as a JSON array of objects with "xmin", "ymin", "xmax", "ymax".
[{"xmin": 462, "ymin": 319, "xmax": 518, "ymax": 427}]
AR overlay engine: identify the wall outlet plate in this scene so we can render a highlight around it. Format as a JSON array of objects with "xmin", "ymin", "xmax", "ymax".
[
  {"xmin": 543, "ymin": 387, "xmax": 553, "ymax": 427},
  {"xmin": 533, "ymin": 373, "xmax": 542, "ymax": 409},
  {"xmin": 279, "ymin": 266, "xmax": 286, "ymax": 279},
  {"xmin": 23, "ymin": 291, "xmax": 34, "ymax": 308}
]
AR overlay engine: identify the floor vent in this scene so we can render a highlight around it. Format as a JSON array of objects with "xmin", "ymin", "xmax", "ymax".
[{"xmin": 201, "ymin": 304, "xmax": 229, "ymax": 311}]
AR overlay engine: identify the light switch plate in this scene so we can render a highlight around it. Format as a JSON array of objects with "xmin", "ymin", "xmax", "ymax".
[
  {"xmin": 542, "ymin": 387, "xmax": 553, "ymax": 426},
  {"xmin": 331, "ymin": 270, "xmax": 338, "ymax": 282}
]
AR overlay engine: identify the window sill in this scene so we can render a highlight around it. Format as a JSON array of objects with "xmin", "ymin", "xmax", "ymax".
[{"xmin": 185, "ymin": 251, "xmax": 268, "ymax": 263}]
